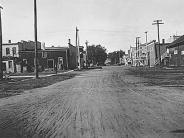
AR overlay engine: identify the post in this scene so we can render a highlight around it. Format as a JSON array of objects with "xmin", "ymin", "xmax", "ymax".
[
  {"xmin": 66, "ymin": 49, "xmax": 68, "ymax": 70},
  {"xmin": 34, "ymin": 0, "xmax": 39, "ymax": 78},
  {"xmin": 119, "ymin": 50, "xmax": 121, "ymax": 64},
  {"xmin": 152, "ymin": 20, "xmax": 164, "ymax": 65},
  {"xmin": 76, "ymin": 27, "xmax": 80, "ymax": 69},
  {"xmin": 136, "ymin": 37, "xmax": 140, "ymax": 66},
  {"xmin": 85, "ymin": 40, "xmax": 88, "ymax": 67},
  {"xmin": 0, "ymin": 6, "xmax": 3, "ymax": 80},
  {"xmin": 145, "ymin": 31, "xmax": 148, "ymax": 65}
]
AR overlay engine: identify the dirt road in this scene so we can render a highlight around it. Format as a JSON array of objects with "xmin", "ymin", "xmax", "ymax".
[{"xmin": 0, "ymin": 66, "xmax": 184, "ymax": 138}]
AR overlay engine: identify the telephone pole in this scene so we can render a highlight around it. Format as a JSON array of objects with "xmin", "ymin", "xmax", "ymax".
[
  {"xmin": 119, "ymin": 50, "xmax": 121, "ymax": 64},
  {"xmin": 136, "ymin": 37, "xmax": 140, "ymax": 58},
  {"xmin": 85, "ymin": 40, "xmax": 88, "ymax": 67},
  {"xmin": 0, "ymin": 6, "xmax": 3, "ymax": 80},
  {"xmin": 152, "ymin": 20, "xmax": 164, "ymax": 65},
  {"xmin": 145, "ymin": 31, "xmax": 148, "ymax": 65},
  {"xmin": 34, "ymin": 0, "xmax": 39, "ymax": 78},
  {"xmin": 145, "ymin": 31, "xmax": 148, "ymax": 44},
  {"xmin": 76, "ymin": 27, "xmax": 80, "ymax": 69},
  {"xmin": 136, "ymin": 37, "xmax": 140, "ymax": 66}
]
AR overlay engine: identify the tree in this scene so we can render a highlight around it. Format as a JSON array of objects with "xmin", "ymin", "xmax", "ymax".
[
  {"xmin": 87, "ymin": 45, "xmax": 107, "ymax": 66},
  {"xmin": 108, "ymin": 50, "xmax": 125, "ymax": 64}
]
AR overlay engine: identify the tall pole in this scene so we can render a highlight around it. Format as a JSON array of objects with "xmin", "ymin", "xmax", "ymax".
[
  {"xmin": 145, "ymin": 31, "xmax": 148, "ymax": 44},
  {"xmin": 119, "ymin": 50, "xmax": 120, "ymax": 64},
  {"xmin": 152, "ymin": 20, "xmax": 164, "ymax": 65},
  {"xmin": 76, "ymin": 27, "xmax": 80, "ymax": 69},
  {"xmin": 0, "ymin": 6, "xmax": 3, "ymax": 80},
  {"xmin": 135, "ymin": 38, "xmax": 137, "ymax": 59},
  {"xmin": 136, "ymin": 37, "xmax": 140, "ymax": 57},
  {"xmin": 34, "ymin": 0, "xmax": 39, "ymax": 78},
  {"xmin": 136, "ymin": 37, "xmax": 140, "ymax": 66},
  {"xmin": 85, "ymin": 40, "xmax": 88, "ymax": 67},
  {"xmin": 145, "ymin": 31, "xmax": 148, "ymax": 65}
]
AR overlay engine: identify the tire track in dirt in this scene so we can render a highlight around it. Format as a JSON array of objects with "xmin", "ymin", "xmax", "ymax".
[{"xmin": 0, "ymin": 66, "xmax": 184, "ymax": 137}]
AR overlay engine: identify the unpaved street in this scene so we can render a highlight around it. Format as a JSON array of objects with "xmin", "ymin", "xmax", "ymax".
[{"xmin": 1, "ymin": 66, "xmax": 184, "ymax": 138}]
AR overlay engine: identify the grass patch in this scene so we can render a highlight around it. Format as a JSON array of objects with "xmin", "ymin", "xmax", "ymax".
[
  {"xmin": 0, "ymin": 73, "xmax": 77, "ymax": 98},
  {"xmin": 126, "ymin": 67, "xmax": 184, "ymax": 86}
]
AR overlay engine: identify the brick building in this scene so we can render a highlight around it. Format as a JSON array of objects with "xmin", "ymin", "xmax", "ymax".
[{"xmin": 167, "ymin": 35, "xmax": 184, "ymax": 66}]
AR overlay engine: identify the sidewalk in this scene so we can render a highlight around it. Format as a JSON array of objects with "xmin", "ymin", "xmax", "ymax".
[{"xmin": 9, "ymin": 70, "xmax": 74, "ymax": 79}]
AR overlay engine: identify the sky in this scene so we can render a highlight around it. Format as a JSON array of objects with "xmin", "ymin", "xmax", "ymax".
[{"xmin": 0, "ymin": 0, "xmax": 184, "ymax": 53}]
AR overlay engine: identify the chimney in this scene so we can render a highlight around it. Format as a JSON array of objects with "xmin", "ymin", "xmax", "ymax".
[
  {"xmin": 8, "ymin": 40, "xmax": 11, "ymax": 43},
  {"xmin": 162, "ymin": 39, "xmax": 165, "ymax": 44},
  {"xmin": 68, "ymin": 39, "xmax": 71, "ymax": 45}
]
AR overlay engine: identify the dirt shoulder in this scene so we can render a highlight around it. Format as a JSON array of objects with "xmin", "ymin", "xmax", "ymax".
[
  {"xmin": 126, "ymin": 66, "xmax": 184, "ymax": 88},
  {"xmin": 0, "ymin": 72, "xmax": 78, "ymax": 99}
]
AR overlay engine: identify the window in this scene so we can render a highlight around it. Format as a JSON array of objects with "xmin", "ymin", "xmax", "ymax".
[
  {"xmin": 42, "ymin": 51, "xmax": 47, "ymax": 58},
  {"xmin": 12, "ymin": 47, "xmax": 16, "ymax": 55},
  {"xmin": 23, "ymin": 59, "xmax": 27, "ymax": 65},
  {"xmin": 174, "ymin": 50, "xmax": 178, "ymax": 55},
  {"xmin": 6, "ymin": 48, "xmax": 10, "ymax": 55},
  {"xmin": 8, "ymin": 61, "xmax": 13, "ymax": 68},
  {"xmin": 181, "ymin": 51, "xmax": 184, "ymax": 55}
]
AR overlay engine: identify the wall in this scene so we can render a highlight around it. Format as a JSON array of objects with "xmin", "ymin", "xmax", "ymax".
[
  {"xmin": 69, "ymin": 44, "xmax": 77, "ymax": 69},
  {"xmin": 169, "ymin": 44, "xmax": 184, "ymax": 66},
  {"xmin": 46, "ymin": 50, "xmax": 68, "ymax": 70},
  {"xmin": 2, "ymin": 43, "xmax": 19, "ymax": 57},
  {"xmin": 147, "ymin": 42, "xmax": 156, "ymax": 67}
]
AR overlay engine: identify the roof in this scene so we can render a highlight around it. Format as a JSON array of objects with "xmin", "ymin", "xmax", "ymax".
[
  {"xmin": 2, "ymin": 43, "xmax": 19, "ymax": 45},
  {"xmin": 45, "ymin": 46, "xmax": 68, "ymax": 51},
  {"xmin": 167, "ymin": 35, "xmax": 184, "ymax": 48}
]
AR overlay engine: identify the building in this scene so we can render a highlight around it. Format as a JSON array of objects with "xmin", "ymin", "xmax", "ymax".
[
  {"xmin": 129, "ymin": 46, "xmax": 136, "ymax": 66},
  {"xmin": 154, "ymin": 39, "xmax": 170, "ymax": 66},
  {"xmin": 43, "ymin": 46, "xmax": 69, "ymax": 71},
  {"xmin": 2, "ymin": 40, "xmax": 42, "ymax": 73},
  {"xmin": 146, "ymin": 39, "xmax": 170, "ymax": 67},
  {"xmin": 167, "ymin": 35, "xmax": 184, "ymax": 66},
  {"xmin": 135, "ymin": 43, "xmax": 147, "ymax": 66}
]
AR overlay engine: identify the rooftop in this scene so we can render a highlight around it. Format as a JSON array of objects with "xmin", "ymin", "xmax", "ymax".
[{"xmin": 167, "ymin": 35, "xmax": 184, "ymax": 48}]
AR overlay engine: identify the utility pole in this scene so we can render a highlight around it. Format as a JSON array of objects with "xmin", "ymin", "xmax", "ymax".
[
  {"xmin": 136, "ymin": 37, "xmax": 140, "ymax": 56},
  {"xmin": 0, "ymin": 6, "xmax": 3, "ymax": 80},
  {"xmin": 76, "ymin": 27, "xmax": 80, "ymax": 69},
  {"xmin": 136, "ymin": 37, "xmax": 140, "ymax": 66},
  {"xmin": 85, "ymin": 40, "xmax": 88, "ymax": 67},
  {"xmin": 119, "ymin": 50, "xmax": 121, "ymax": 64},
  {"xmin": 145, "ymin": 31, "xmax": 148, "ymax": 65},
  {"xmin": 34, "ymin": 0, "xmax": 39, "ymax": 78},
  {"xmin": 145, "ymin": 31, "xmax": 148, "ymax": 44},
  {"xmin": 152, "ymin": 20, "xmax": 164, "ymax": 65}
]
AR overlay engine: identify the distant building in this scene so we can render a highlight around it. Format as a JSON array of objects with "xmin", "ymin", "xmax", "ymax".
[
  {"xmin": 135, "ymin": 43, "xmax": 147, "ymax": 66},
  {"xmin": 129, "ymin": 46, "xmax": 136, "ymax": 66},
  {"xmin": 2, "ymin": 40, "xmax": 42, "ymax": 73},
  {"xmin": 43, "ymin": 46, "xmax": 69, "ymax": 71},
  {"xmin": 167, "ymin": 35, "xmax": 184, "ymax": 66}
]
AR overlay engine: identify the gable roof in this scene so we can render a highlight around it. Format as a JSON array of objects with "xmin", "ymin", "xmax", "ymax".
[
  {"xmin": 167, "ymin": 35, "xmax": 184, "ymax": 48},
  {"xmin": 45, "ymin": 46, "xmax": 68, "ymax": 51}
]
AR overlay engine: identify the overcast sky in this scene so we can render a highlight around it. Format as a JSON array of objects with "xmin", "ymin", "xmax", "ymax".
[{"xmin": 0, "ymin": 0, "xmax": 184, "ymax": 52}]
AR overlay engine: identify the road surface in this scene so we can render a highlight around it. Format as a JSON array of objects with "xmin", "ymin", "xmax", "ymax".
[{"xmin": 0, "ymin": 66, "xmax": 184, "ymax": 138}]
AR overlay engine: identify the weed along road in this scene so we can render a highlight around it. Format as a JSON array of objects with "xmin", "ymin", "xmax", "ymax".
[{"xmin": 1, "ymin": 66, "xmax": 184, "ymax": 138}]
